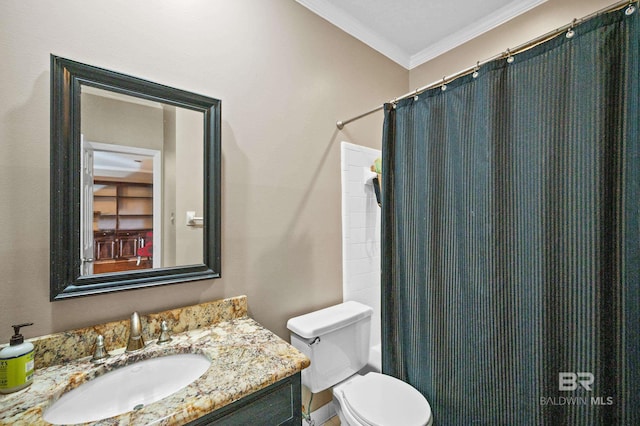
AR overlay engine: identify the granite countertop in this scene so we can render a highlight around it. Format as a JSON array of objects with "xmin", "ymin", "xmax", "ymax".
[{"xmin": 0, "ymin": 297, "xmax": 310, "ymax": 425}]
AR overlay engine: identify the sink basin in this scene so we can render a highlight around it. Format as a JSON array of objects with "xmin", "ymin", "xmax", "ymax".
[{"xmin": 43, "ymin": 353, "xmax": 211, "ymax": 425}]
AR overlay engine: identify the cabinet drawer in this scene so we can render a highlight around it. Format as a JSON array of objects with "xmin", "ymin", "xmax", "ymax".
[{"xmin": 188, "ymin": 373, "xmax": 301, "ymax": 426}]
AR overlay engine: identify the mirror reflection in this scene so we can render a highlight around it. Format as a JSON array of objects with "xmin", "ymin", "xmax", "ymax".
[
  {"xmin": 50, "ymin": 55, "xmax": 221, "ymax": 300},
  {"xmin": 80, "ymin": 87, "xmax": 204, "ymax": 275}
]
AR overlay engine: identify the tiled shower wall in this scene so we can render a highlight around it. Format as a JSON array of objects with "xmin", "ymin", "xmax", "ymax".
[{"xmin": 340, "ymin": 142, "xmax": 381, "ymax": 350}]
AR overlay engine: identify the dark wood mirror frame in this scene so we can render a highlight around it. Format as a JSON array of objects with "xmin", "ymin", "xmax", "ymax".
[{"xmin": 50, "ymin": 55, "xmax": 221, "ymax": 300}]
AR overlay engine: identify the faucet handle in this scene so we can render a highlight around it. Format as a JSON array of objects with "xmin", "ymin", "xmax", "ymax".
[
  {"xmin": 91, "ymin": 335, "xmax": 110, "ymax": 363},
  {"xmin": 157, "ymin": 320, "xmax": 172, "ymax": 344}
]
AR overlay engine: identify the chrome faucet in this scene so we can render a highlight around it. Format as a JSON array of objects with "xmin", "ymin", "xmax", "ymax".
[{"xmin": 125, "ymin": 312, "xmax": 146, "ymax": 352}]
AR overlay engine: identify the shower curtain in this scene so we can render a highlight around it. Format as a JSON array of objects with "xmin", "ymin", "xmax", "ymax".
[{"xmin": 381, "ymin": 7, "xmax": 639, "ymax": 425}]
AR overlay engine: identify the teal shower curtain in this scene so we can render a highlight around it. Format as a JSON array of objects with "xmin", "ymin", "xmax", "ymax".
[{"xmin": 381, "ymin": 7, "xmax": 639, "ymax": 425}]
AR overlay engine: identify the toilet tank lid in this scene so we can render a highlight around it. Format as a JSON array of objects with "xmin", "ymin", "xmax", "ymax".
[{"xmin": 287, "ymin": 301, "xmax": 373, "ymax": 339}]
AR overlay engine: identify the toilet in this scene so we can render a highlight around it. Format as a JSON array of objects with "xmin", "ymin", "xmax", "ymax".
[{"xmin": 287, "ymin": 301, "xmax": 432, "ymax": 426}]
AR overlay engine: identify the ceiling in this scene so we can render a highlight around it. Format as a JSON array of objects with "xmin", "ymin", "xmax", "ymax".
[
  {"xmin": 296, "ymin": 0, "xmax": 547, "ymax": 69},
  {"xmin": 93, "ymin": 151, "xmax": 153, "ymax": 182}
]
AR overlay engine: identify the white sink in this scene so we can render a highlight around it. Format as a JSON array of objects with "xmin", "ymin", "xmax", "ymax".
[{"xmin": 43, "ymin": 353, "xmax": 211, "ymax": 425}]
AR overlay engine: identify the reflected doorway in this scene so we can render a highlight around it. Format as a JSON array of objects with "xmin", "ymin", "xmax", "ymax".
[{"xmin": 81, "ymin": 139, "xmax": 162, "ymax": 275}]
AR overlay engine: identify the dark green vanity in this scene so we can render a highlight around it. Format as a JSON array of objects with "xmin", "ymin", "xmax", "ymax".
[
  {"xmin": 188, "ymin": 373, "xmax": 302, "ymax": 425},
  {"xmin": 0, "ymin": 297, "xmax": 310, "ymax": 425}
]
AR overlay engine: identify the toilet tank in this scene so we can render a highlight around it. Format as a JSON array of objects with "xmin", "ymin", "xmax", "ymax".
[{"xmin": 287, "ymin": 301, "xmax": 373, "ymax": 393}]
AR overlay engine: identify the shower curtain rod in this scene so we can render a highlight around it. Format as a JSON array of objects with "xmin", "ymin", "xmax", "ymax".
[{"xmin": 336, "ymin": 0, "xmax": 634, "ymax": 130}]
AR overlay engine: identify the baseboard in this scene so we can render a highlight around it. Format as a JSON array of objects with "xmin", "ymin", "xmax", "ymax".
[{"xmin": 302, "ymin": 400, "xmax": 336, "ymax": 425}]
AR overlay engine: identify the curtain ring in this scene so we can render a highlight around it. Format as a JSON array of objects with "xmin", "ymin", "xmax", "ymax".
[
  {"xmin": 441, "ymin": 77, "xmax": 447, "ymax": 91},
  {"xmin": 472, "ymin": 61, "xmax": 480, "ymax": 79},
  {"xmin": 506, "ymin": 49, "xmax": 515, "ymax": 64},
  {"xmin": 566, "ymin": 19, "xmax": 576, "ymax": 38},
  {"xmin": 626, "ymin": 1, "xmax": 636, "ymax": 15},
  {"xmin": 413, "ymin": 88, "xmax": 419, "ymax": 101}
]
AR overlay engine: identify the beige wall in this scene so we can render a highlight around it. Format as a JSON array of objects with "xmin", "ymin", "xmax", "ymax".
[
  {"xmin": 81, "ymin": 92, "xmax": 164, "ymax": 151},
  {"xmin": 0, "ymin": 0, "xmax": 618, "ymax": 346},
  {"xmin": 0, "ymin": 0, "xmax": 406, "ymax": 343},
  {"xmin": 410, "ymin": 0, "xmax": 616, "ymax": 88}
]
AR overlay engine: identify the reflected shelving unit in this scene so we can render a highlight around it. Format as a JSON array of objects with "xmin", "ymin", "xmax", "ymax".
[{"xmin": 93, "ymin": 181, "xmax": 153, "ymax": 273}]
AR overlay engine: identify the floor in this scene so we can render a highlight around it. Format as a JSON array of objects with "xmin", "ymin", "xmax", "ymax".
[
  {"xmin": 322, "ymin": 416, "xmax": 340, "ymax": 426},
  {"xmin": 93, "ymin": 259, "xmax": 151, "ymax": 273}
]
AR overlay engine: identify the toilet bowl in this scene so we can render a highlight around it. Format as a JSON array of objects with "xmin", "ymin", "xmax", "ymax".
[
  {"xmin": 287, "ymin": 301, "xmax": 433, "ymax": 426},
  {"xmin": 333, "ymin": 372, "xmax": 432, "ymax": 426}
]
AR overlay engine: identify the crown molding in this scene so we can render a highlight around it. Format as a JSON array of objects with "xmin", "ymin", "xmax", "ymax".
[
  {"xmin": 296, "ymin": 0, "xmax": 411, "ymax": 68},
  {"xmin": 409, "ymin": 0, "xmax": 548, "ymax": 69},
  {"xmin": 297, "ymin": 0, "xmax": 547, "ymax": 70}
]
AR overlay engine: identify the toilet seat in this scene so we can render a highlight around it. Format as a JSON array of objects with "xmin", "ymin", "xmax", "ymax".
[{"xmin": 335, "ymin": 373, "xmax": 432, "ymax": 426}]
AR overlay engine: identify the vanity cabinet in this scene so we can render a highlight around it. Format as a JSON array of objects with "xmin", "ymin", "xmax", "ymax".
[{"xmin": 187, "ymin": 373, "xmax": 302, "ymax": 426}]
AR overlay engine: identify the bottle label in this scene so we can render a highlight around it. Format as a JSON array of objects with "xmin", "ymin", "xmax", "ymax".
[{"xmin": 0, "ymin": 350, "xmax": 34, "ymax": 390}]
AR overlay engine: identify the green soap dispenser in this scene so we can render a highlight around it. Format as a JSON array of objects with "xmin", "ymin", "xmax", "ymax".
[{"xmin": 0, "ymin": 323, "xmax": 35, "ymax": 394}]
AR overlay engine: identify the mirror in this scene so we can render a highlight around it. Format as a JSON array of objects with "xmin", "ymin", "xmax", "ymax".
[{"xmin": 50, "ymin": 55, "xmax": 221, "ymax": 300}]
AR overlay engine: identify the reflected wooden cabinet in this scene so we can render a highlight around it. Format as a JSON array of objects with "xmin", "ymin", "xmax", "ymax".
[
  {"xmin": 93, "ymin": 181, "xmax": 152, "ymax": 262},
  {"xmin": 94, "ymin": 232, "xmax": 116, "ymax": 260},
  {"xmin": 118, "ymin": 232, "xmax": 140, "ymax": 258},
  {"xmin": 94, "ymin": 230, "xmax": 146, "ymax": 260}
]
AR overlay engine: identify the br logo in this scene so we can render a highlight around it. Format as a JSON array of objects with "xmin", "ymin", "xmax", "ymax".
[{"xmin": 558, "ymin": 372, "xmax": 594, "ymax": 391}]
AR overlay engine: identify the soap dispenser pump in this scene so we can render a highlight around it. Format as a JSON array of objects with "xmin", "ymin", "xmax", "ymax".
[{"xmin": 0, "ymin": 323, "xmax": 35, "ymax": 394}]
